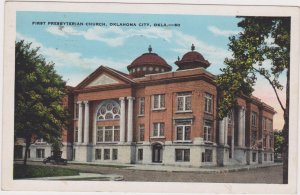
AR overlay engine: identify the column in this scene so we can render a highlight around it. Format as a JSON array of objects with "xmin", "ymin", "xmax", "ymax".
[
  {"xmin": 127, "ymin": 96, "xmax": 134, "ymax": 143},
  {"xmin": 224, "ymin": 117, "xmax": 228, "ymax": 145},
  {"xmin": 119, "ymin": 97, "xmax": 126, "ymax": 143},
  {"xmin": 77, "ymin": 101, "xmax": 83, "ymax": 143},
  {"xmin": 242, "ymin": 107, "xmax": 246, "ymax": 146},
  {"xmin": 219, "ymin": 119, "xmax": 224, "ymax": 145},
  {"xmin": 83, "ymin": 101, "xmax": 89, "ymax": 144},
  {"xmin": 237, "ymin": 107, "xmax": 243, "ymax": 147},
  {"xmin": 231, "ymin": 110, "xmax": 235, "ymax": 158}
]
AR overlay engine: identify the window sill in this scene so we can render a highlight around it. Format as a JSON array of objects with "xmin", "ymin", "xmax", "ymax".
[
  {"xmin": 137, "ymin": 114, "xmax": 145, "ymax": 117},
  {"xmin": 150, "ymin": 136, "xmax": 165, "ymax": 139},
  {"xmin": 175, "ymin": 160, "xmax": 190, "ymax": 162},
  {"xmin": 152, "ymin": 108, "xmax": 166, "ymax": 111},
  {"xmin": 175, "ymin": 110, "xmax": 193, "ymax": 114},
  {"xmin": 96, "ymin": 142, "xmax": 119, "ymax": 144},
  {"xmin": 204, "ymin": 112, "xmax": 213, "ymax": 115},
  {"xmin": 204, "ymin": 141, "xmax": 213, "ymax": 145},
  {"xmin": 173, "ymin": 140, "xmax": 192, "ymax": 143}
]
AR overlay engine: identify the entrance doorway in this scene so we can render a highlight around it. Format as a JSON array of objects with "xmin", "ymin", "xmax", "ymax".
[{"xmin": 152, "ymin": 143, "xmax": 163, "ymax": 163}]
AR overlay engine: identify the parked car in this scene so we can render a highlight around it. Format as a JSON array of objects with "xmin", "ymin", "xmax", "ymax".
[{"xmin": 43, "ymin": 150, "xmax": 67, "ymax": 165}]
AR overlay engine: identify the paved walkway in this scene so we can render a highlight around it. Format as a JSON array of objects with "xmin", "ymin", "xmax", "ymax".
[
  {"xmin": 29, "ymin": 172, "xmax": 123, "ymax": 181},
  {"xmin": 70, "ymin": 161, "xmax": 282, "ymax": 173}
]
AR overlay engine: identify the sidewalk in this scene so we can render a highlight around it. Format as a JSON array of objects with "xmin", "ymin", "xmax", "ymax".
[
  {"xmin": 69, "ymin": 161, "xmax": 282, "ymax": 173},
  {"xmin": 29, "ymin": 172, "xmax": 124, "ymax": 181}
]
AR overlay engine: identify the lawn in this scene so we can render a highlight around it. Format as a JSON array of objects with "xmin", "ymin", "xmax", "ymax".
[{"xmin": 13, "ymin": 164, "xmax": 79, "ymax": 179}]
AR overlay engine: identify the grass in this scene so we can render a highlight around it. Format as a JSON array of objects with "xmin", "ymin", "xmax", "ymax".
[{"xmin": 13, "ymin": 164, "xmax": 80, "ymax": 179}]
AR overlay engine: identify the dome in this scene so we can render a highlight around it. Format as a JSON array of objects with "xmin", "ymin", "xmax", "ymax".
[
  {"xmin": 127, "ymin": 45, "xmax": 172, "ymax": 78},
  {"xmin": 175, "ymin": 44, "xmax": 210, "ymax": 70}
]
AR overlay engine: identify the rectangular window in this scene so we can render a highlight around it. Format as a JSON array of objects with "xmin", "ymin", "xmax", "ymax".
[
  {"xmin": 268, "ymin": 120, "xmax": 273, "ymax": 131},
  {"xmin": 112, "ymin": 149, "xmax": 118, "ymax": 160},
  {"xmin": 252, "ymin": 152, "xmax": 257, "ymax": 162},
  {"xmin": 74, "ymin": 127, "xmax": 78, "ymax": 142},
  {"xmin": 202, "ymin": 149, "xmax": 213, "ymax": 162},
  {"xmin": 36, "ymin": 149, "xmax": 45, "ymax": 158},
  {"xmin": 175, "ymin": 149, "xmax": 190, "ymax": 162},
  {"xmin": 95, "ymin": 149, "xmax": 101, "ymax": 160},
  {"xmin": 104, "ymin": 149, "xmax": 110, "ymax": 160},
  {"xmin": 263, "ymin": 137, "xmax": 267, "ymax": 148},
  {"xmin": 270, "ymin": 154, "xmax": 273, "ymax": 161},
  {"xmin": 74, "ymin": 103, "xmax": 79, "ymax": 119},
  {"xmin": 138, "ymin": 97, "xmax": 145, "ymax": 115},
  {"xmin": 152, "ymin": 94, "xmax": 165, "ymax": 109},
  {"xmin": 176, "ymin": 125, "xmax": 191, "ymax": 141},
  {"xmin": 139, "ymin": 124, "xmax": 145, "ymax": 142},
  {"xmin": 152, "ymin": 123, "xmax": 165, "ymax": 137},
  {"xmin": 114, "ymin": 126, "xmax": 120, "ymax": 142},
  {"xmin": 105, "ymin": 126, "xmax": 113, "ymax": 142},
  {"xmin": 204, "ymin": 93, "xmax": 213, "ymax": 113},
  {"xmin": 262, "ymin": 118, "xmax": 266, "ymax": 130},
  {"xmin": 204, "ymin": 120, "xmax": 212, "ymax": 141},
  {"xmin": 138, "ymin": 149, "xmax": 143, "ymax": 161},
  {"xmin": 251, "ymin": 112, "xmax": 257, "ymax": 127},
  {"xmin": 96, "ymin": 126, "xmax": 104, "ymax": 142},
  {"xmin": 264, "ymin": 153, "xmax": 267, "ymax": 161},
  {"xmin": 177, "ymin": 92, "xmax": 192, "ymax": 112},
  {"xmin": 97, "ymin": 126, "xmax": 120, "ymax": 143}
]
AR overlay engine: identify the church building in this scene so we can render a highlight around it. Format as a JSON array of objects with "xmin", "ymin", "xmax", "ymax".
[{"xmin": 15, "ymin": 44, "xmax": 276, "ymax": 166}]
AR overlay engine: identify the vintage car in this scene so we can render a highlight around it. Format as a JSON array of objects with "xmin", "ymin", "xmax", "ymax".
[{"xmin": 43, "ymin": 151, "xmax": 67, "ymax": 165}]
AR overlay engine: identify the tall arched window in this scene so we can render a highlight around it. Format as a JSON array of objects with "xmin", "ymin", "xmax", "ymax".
[{"xmin": 96, "ymin": 100, "xmax": 120, "ymax": 121}]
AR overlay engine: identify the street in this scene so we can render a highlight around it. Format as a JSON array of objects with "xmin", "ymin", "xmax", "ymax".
[{"xmin": 24, "ymin": 161, "xmax": 283, "ymax": 183}]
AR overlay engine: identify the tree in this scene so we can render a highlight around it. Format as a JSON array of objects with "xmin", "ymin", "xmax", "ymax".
[
  {"xmin": 215, "ymin": 17, "xmax": 290, "ymax": 183},
  {"xmin": 273, "ymin": 130, "xmax": 284, "ymax": 160},
  {"xmin": 15, "ymin": 40, "xmax": 69, "ymax": 165}
]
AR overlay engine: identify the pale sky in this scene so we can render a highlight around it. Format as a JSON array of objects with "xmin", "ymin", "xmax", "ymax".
[{"xmin": 16, "ymin": 11, "xmax": 287, "ymax": 130}]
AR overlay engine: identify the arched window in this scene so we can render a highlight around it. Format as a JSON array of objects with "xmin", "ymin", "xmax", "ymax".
[{"xmin": 96, "ymin": 100, "xmax": 120, "ymax": 121}]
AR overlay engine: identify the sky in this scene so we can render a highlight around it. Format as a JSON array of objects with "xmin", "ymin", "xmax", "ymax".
[{"xmin": 16, "ymin": 11, "xmax": 286, "ymax": 130}]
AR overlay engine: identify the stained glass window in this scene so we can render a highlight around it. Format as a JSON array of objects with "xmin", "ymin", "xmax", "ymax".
[{"xmin": 96, "ymin": 100, "xmax": 120, "ymax": 121}]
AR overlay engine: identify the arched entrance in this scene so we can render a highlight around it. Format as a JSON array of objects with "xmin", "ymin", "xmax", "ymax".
[{"xmin": 152, "ymin": 143, "xmax": 163, "ymax": 163}]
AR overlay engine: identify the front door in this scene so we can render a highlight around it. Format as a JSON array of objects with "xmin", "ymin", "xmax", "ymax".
[{"xmin": 152, "ymin": 143, "xmax": 163, "ymax": 163}]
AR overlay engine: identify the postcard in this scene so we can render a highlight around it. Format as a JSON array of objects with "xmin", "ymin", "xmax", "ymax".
[{"xmin": 2, "ymin": 1, "xmax": 299, "ymax": 194}]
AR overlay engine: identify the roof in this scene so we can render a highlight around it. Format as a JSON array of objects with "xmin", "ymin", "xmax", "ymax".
[
  {"xmin": 127, "ymin": 52, "xmax": 172, "ymax": 70},
  {"xmin": 75, "ymin": 65, "xmax": 135, "ymax": 89},
  {"xmin": 175, "ymin": 44, "xmax": 210, "ymax": 69}
]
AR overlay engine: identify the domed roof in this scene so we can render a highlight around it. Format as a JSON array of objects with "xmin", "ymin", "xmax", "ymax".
[
  {"xmin": 127, "ymin": 45, "xmax": 172, "ymax": 78},
  {"xmin": 181, "ymin": 50, "xmax": 205, "ymax": 62},
  {"xmin": 175, "ymin": 44, "xmax": 210, "ymax": 70}
]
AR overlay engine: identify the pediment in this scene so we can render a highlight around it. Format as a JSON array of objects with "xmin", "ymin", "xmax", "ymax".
[
  {"xmin": 86, "ymin": 73, "xmax": 123, "ymax": 87},
  {"xmin": 76, "ymin": 66, "xmax": 134, "ymax": 89}
]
